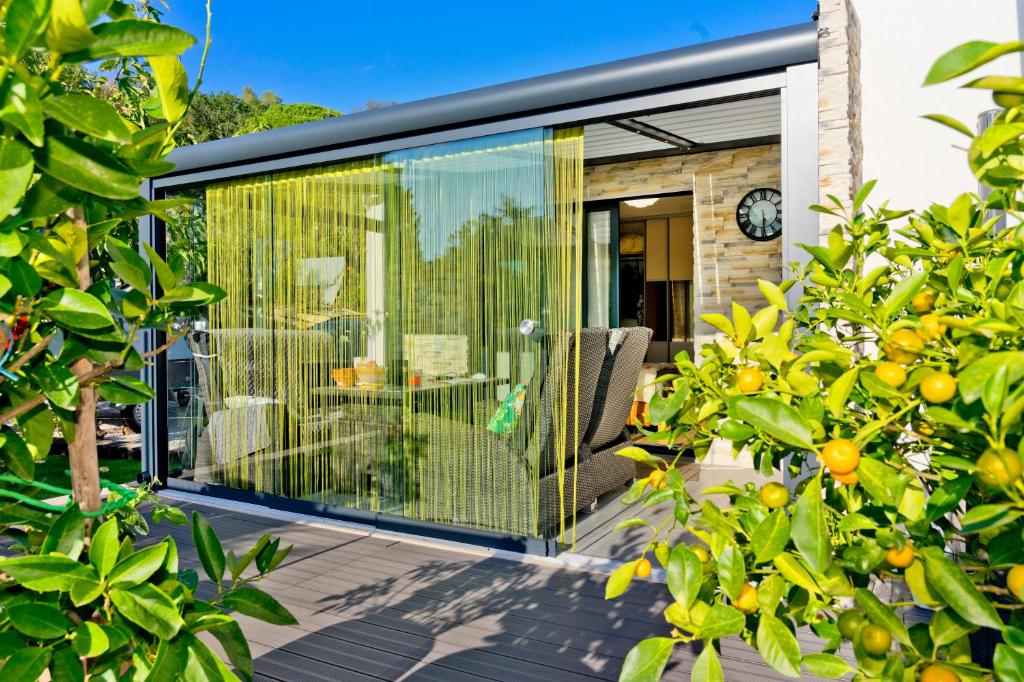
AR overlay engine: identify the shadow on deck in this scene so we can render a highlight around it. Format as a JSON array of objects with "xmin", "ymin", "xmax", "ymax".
[{"xmin": 156, "ymin": 497, "xmax": 831, "ymax": 681}]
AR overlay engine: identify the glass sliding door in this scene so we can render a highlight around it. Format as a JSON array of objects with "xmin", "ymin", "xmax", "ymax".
[{"xmin": 163, "ymin": 127, "xmax": 585, "ymax": 539}]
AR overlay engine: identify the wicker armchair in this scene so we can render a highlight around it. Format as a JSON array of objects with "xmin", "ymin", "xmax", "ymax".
[
  {"xmin": 576, "ymin": 326, "xmax": 654, "ymax": 495},
  {"xmin": 413, "ymin": 328, "xmax": 608, "ymax": 537}
]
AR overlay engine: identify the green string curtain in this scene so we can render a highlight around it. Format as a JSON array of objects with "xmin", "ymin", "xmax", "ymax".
[{"xmin": 201, "ymin": 127, "xmax": 584, "ymax": 538}]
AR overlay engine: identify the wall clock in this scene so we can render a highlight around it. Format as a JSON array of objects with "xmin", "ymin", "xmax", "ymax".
[{"xmin": 736, "ymin": 188, "xmax": 782, "ymax": 241}]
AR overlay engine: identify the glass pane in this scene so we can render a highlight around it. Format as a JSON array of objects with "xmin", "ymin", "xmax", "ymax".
[
  {"xmin": 163, "ymin": 128, "xmax": 586, "ymax": 539},
  {"xmin": 586, "ymin": 210, "xmax": 612, "ymax": 327}
]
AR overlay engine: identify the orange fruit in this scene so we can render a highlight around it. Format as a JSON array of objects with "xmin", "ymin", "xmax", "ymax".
[
  {"xmin": 833, "ymin": 470, "xmax": 859, "ymax": 485},
  {"xmin": 736, "ymin": 367, "xmax": 764, "ymax": 393},
  {"xmin": 692, "ymin": 546, "xmax": 709, "ymax": 563},
  {"xmin": 919, "ymin": 313, "xmax": 947, "ymax": 339},
  {"xmin": 759, "ymin": 482, "xmax": 789, "ymax": 509},
  {"xmin": 977, "ymin": 448, "xmax": 1023, "ymax": 489},
  {"xmin": 911, "ymin": 291, "xmax": 935, "ymax": 313},
  {"xmin": 837, "ymin": 609, "xmax": 865, "ymax": 639},
  {"xmin": 859, "ymin": 623, "xmax": 892, "ymax": 656},
  {"xmin": 822, "ymin": 438, "xmax": 861, "ymax": 475},
  {"xmin": 920, "ymin": 372, "xmax": 956, "ymax": 403},
  {"xmin": 635, "ymin": 557, "xmax": 652, "ymax": 578},
  {"xmin": 920, "ymin": 665, "xmax": 960, "ymax": 682},
  {"xmin": 885, "ymin": 543, "xmax": 915, "ymax": 568},
  {"xmin": 883, "ymin": 329, "xmax": 925, "ymax": 364},
  {"xmin": 733, "ymin": 583, "xmax": 758, "ymax": 614},
  {"xmin": 649, "ymin": 469, "xmax": 667, "ymax": 490},
  {"xmin": 1007, "ymin": 565, "xmax": 1024, "ymax": 601},
  {"xmin": 874, "ymin": 362, "xmax": 906, "ymax": 388}
]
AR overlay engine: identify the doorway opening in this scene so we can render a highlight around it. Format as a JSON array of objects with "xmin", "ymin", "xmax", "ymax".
[{"xmin": 584, "ymin": 192, "xmax": 694, "ymax": 364}]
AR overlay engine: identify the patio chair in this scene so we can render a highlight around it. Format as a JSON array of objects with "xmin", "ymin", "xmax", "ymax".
[
  {"xmin": 186, "ymin": 328, "xmax": 337, "ymax": 489},
  {"xmin": 413, "ymin": 328, "xmax": 608, "ymax": 537},
  {"xmin": 574, "ymin": 326, "xmax": 654, "ymax": 503}
]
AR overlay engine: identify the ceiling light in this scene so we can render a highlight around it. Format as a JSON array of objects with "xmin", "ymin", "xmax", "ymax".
[{"xmin": 624, "ymin": 198, "xmax": 659, "ymax": 209}]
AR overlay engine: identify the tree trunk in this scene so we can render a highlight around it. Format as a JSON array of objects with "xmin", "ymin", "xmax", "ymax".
[{"xmin": 67, "ymin": 207, "xmax": 101, "ymax": 517}]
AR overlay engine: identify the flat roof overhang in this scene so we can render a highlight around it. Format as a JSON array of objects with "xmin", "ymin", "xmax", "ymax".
[{"xmin": 157, "ymin": 22, "xmax": 816, "ymax": 188}]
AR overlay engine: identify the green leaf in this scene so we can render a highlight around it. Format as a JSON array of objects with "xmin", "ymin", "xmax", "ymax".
[
  {"xmin": 791, "ymin": 477, "xmax": 830, "ymax": 573},
  {"xmin": 40, "ymin": 288, "xmax": 116, "ymax": 330},
  {"xmin": 72, "ymin": 622, "xmax": 109, "ymax": 658},
  {"xmin": 0, "ymin": 429, "xmax": 33, "ymax": 480},
  {"xmin": 667, "ymin": 544, "xmax": 702, "ymax": 608},
  {"xmin": 958, "ymin": 352, "xmax": 1024, "ymax": 404},
  {"xmin": 36, "ymin": 135, "xmax": 140, "ymax": 200},
  {"xmin": 606, "ymin": 563, "xmax": 637, "ymax": 599},
  {"xmin": 773, "ymin": 553, "xmax": 820, "ymax": 593},
  {"xmin": 143, "ymin": 241, "xmax": 180, "ymax": 292},
  {"xmin": 996, "ymin": 643, "xmax": 1024, "ymax": 681},
  {"xmin": 691, "ymin": 643, "xmax": 723, "ymax": 682},
  {"xmin": 729, "ymin": 396, "xmax": 816, "ymax": 450},
  {"xmin": 855, "ymin": 457, "xmax": 907, "ymax": 507},
  {"xmin": 98, "ymin": 375, "xmax": 155, "ymax": 405},
  {"xmin": 751, "ymin": 509, "xmax": 791, "ymax": 564},
  {"xmin": 45, "ymin": 0, "xmax": 96, "ymax": 53},
  {"xmin": 64, "ymin": 19, "xmax": 196, "ymax": 61},
  {"xmin": 802, "ymin": 653, "xmax": 853, "ymax": 679},
  {"xmin": 757, "ymin": 573, "xmax": 785, "ymax": 612},
  {"xmin": 756, "ymin": 613, "xmax": 801, "ymax": 678},
  {"xmin": 0, "ymin": 77, "xmax": 44, "ymax": 147},
  {"xmin": 147, "ymin": 636, "xmax": 189, "ymax": 681},
  {"xmin": 0, "ymin": 554, "xmax": 97, "ymax": 592},
  {"xmin": 922, "ymin": 113, "xmax": 974, "ymax": 137},
  {"xmin": 921, "ymin": 547, "xmax": 1002, "ymax": 629},
  {"xmin": 700, "ymin": 313, "xmax": 734, "ymax": 337},
  {"xmin": 5, "ymin": 0, "xmax": 52, "ymax": 59},
  {"xmin": 159, "ymin": 281, "xmax": 225, "ymax": 306},
  {"xmin": 7, "ymin": 603, "xmax": 71, "ymax": 639},
  {"xmin": 219, "ymin": 586, "xmax": 297, "ymax": 626},
  {"xmin": 48, "ymin": 644, "xmax": 83, "ymax": 682},
  {"xmin": 717, "ymin": 543, "xmax": 745, "ymax": 600},
  {"xmin": 854, "ymin": 588, "xmax": 912, "ymax": 646},
  {"xmin": 616, "ymin": 446, "xmax": 664, "ymax": 467},
  {"xmin": 961, "ymin": 503, "xmax": 1021, "ymax": 534},
  {"xmin": 42, "ymin": 95, "xmax": 135, "ymax": 144},
  {"xmin": 35, "ymin": 364, "xmax": 79, "ymax": 410},
  {"xmin": 881, "ymin": 271, "xmax": 928, "ymax": 319},
  {"xmin": 88, "ymin": 518, "xmax": 119, "ymax": 579},
  {"xmin": 619, "ymin": 637, "xmax": 675, "ymax": 682},
  {"xmin": 930, "ymin": 608, "xmax": 976, "ymax": 648},
  {"xmin": 758, "ymin": 278, "xmax": 788, "ymax": 309},
  {"xmin": 183, "ymin": 631, "xmax": 240, "ymax": 681},
  {"xmin": 109, "ymin": 583, "xmax": 184, "ymax": 640},
  {"xmin": 208, "ymin": 620, "xmax": 253, "ymax": 682},
  {"xmin": 107, "ymin": 543, "xmax": 167, "ymax": 588},
  {"xmin": 0, "ymin": 138, "xmax": 34, "ymax": 219},
  {"xmin": 825, "ymin": 368, "xmax": 858, "ymax": 418},
  {"xmin": 699, "ymin": 603, "xmax": 745, "ymax": 639},
  {"xmin": 149, "ymin": 55, "xmax": 190, "ymax": 122},
  {"xmin": 192, "ymin": 511, "xmax": 226, "ymax": 584},
  {"xmin": 0, "ymin": 648, "xmax": 50, "ymax": 680},
  {"xmin": 925, "ymin": 40, "xmax": 1024, "ymax": 84},
  {"xmin": 41, "ymin": 504, "xmax": 85, "ymax": 560}
]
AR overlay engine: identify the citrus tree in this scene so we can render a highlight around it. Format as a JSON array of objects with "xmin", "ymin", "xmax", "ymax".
[
  {"xmin": 0, "ymin": 2, "xmax": 297, "ymax": 679},
  {"xmin": 609, "ymin": 41, "xmax": 1024, "ymax": 682}
]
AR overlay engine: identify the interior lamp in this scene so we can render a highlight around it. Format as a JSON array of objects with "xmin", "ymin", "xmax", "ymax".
[{"xmin": 624, "ymin": 198, "xmax": 658, "ymax": 209}]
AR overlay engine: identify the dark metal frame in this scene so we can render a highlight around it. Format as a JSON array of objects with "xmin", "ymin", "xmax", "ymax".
[{"xmin": 139, "ymin": 23, "xmax": 820, "ymax": 556}]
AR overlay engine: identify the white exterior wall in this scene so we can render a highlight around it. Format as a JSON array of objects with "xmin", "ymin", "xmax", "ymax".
[{"xmin": 855, "ymin": 0, "xmax": 1024, "ymax": 211}]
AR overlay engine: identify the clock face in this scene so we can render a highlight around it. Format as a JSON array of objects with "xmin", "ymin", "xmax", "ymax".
[{"xmin": 737, "ymin": 188, "xmax": 782, "ymax": 241}]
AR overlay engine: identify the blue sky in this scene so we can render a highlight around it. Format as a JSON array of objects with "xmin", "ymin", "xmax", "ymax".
[{"xmin": 164, "ymin": 1, "xmax": 815, "ymax": 113}]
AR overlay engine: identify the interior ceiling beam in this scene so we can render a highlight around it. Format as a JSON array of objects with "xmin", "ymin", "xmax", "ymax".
[{"xmin": 609, "ymin": 118, "xmax": 697, "ymax": 148}]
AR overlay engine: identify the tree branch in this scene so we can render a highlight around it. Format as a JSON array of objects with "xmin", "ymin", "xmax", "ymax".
[{"xmin": 0, "ymin": 333, "xmax": 55, "ymax": 388}]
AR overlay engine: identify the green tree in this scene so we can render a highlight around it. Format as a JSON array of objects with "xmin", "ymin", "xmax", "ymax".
[
  {"xmin": 175, "ymin": 90, "xmax": 263, "ymax": 144},
  {"xmin": 610, "ymin": 40, "xmax": 1024, "ymax": 682},
  {"xmin": 237, "ymin": 102, "xmax": 339, "ymax": 134},
  {"xmin": 0, "ymin": 2, "xmax": 296, "ymax": 679}
]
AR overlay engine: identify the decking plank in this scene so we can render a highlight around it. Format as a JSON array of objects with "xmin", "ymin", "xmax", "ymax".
[{"xmin": 156, "ymin": 499, "xmax": 845, "ymax": 681}]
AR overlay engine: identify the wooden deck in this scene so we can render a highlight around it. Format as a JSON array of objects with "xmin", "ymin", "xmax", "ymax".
[{"xmin": 156, "ymin": 496, "xmax": 840, "ymax": 681}]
